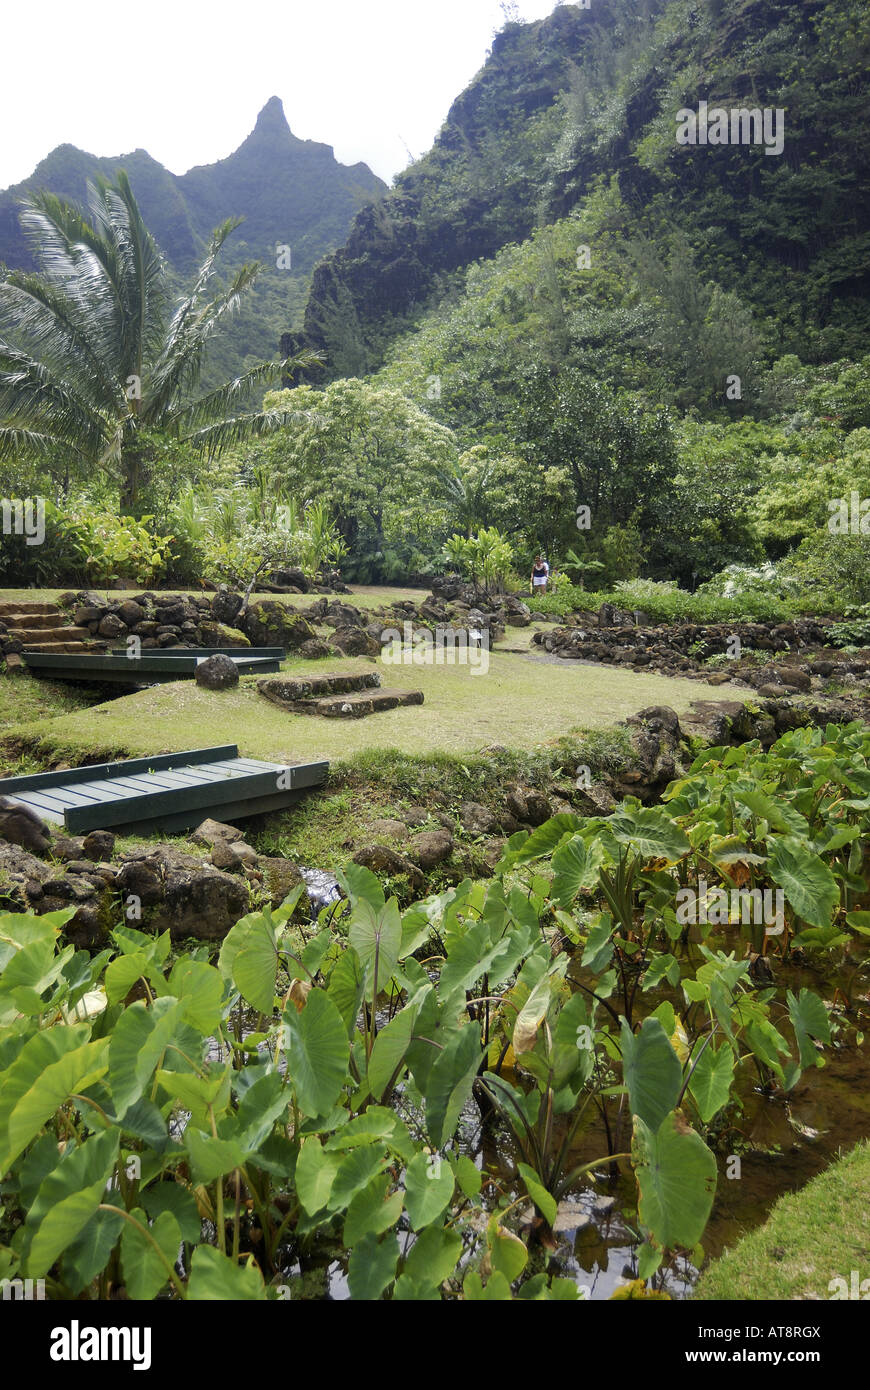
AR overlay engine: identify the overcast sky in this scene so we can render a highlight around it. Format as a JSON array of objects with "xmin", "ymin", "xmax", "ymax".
[{"xmin": 0, "ymin": 0, "xmax": 562, "ymax": 189}]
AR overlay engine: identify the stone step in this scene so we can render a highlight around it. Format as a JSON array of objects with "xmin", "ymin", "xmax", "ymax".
[
  {"xmin": 14, "ymin": 626, "xmax": 91, "ymax": 644},
  {"xmin": 257, "ymin": 672, "xmax": 381, "ymax": 708},
  {"xmin": 315, "ymin": 689, "xmax": 424, "ymax": 719},
  {"xmin": 22, "ymin": 641, "xmax": 105, "ymax": 655},
  {"xmin": 0, "ymin": 600, "xmax": 60, "ymax": 616},
  {"xmin": 1, "ymin": 612, "xmax": 65, "ymax": 629}
]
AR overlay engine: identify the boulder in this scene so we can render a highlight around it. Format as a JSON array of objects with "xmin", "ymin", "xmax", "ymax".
[
  {"xmin": 331, "ymin": 626, "xmax": 380, "ymax": 657},
  {"xmin": 51, "ymin": 834, "xmax": 87, "ymax": 862},
  {"xmin": 199, "ymin": 621, "xmax": 251, "ymax": 648},
  {"xmin": 260, "ymin": 857, "xmax": 305, "ymax": 908},
  {"xmin": 244, "ymin": 601, "xmax": 316, "ymax": 649},
  {"xmin": 269, "ymin": 567, "xmax": 310, "ymax": 593},
  {"xmin": 194, "ymin": 654, "xmax": 240, "ymax": 690},
  {"xmin": 0, "ymin": 796, "xmax": 52, "ymax": 856},
  {"xmin": 211, "ymin": 840, "xmax": 258, "ymax": 872},
  {"xmin": 115, "ymin": 858, "xmax": 164, "ymax": 906},
  {"xmin": 97, "ymin": 612, "xmax": 127, "ymax": 639},
  {"xmin": 149, "ymin": 864, "xmax": 250, "ymax": 941},
  {"xmin": 524, "ymin": 792, "xmax": 554, "ymax": 826},
  {"xmin": 351, "ymin": 845, "xmax": 425, "ymax": 891},
  {"xmin": 82, "ymin": 829, "xmax": 115, "ymax": 861},
  {"xmin": 117, "ymin": 600, "xmax": 146, "ymax": 628},
  {"xmin": 299, "ymin": 638, "xmax": 334, "ymax": 660},
  {"xmin": 459, "ymin": 801, "xmax": 498, "ymax": 836},
  {"xmin": 408, "ymin": 828, "xmax": 454, "ymax": 869},
  {"xmin": 368, "ymin": 818, "xmax": 409, "ymax": 841},
  {"xmin": 211, "ymin": 587, "xmax": 244, "ymax": 627},
  {"xmin": 192, "ymin": 819, "xmax": 245, "ymax": 847},
  {"xmin": 324, "ymin": 602, "xmax": 363, "ymax": 628}
]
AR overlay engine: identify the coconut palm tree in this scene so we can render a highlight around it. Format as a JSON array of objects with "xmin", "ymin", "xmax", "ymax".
[{"xmin": 0, "ymin": 172, "xmax": 320, "ymax": 511}]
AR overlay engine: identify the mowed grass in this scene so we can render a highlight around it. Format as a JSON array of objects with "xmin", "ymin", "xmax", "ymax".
[
  {"xmin": 0, "ymin": 646, "xmax": 707, "ymax": 767},
  {"xmin": 694, "ymin": 1141, "xmax": 870, "ymax": 1301},
  {"xmin": 0, "ymin": 584, "xmax": 427, "ymax": 612}
]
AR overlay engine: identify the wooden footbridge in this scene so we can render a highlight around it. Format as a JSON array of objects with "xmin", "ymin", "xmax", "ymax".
[
  {"xmin": 0, "ymin": 745, "xmax": 328, "ymax": 834},
  {"xmin": 21, "ymin": 647, "xmax": 285, "ymax": 683}
]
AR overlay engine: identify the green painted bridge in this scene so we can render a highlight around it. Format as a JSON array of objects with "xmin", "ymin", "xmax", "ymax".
[
  {"xmin": 0, "ymin": 745, "xmax": 328, "ymax": 835},
  {"xmin": 21, "ymin": 647, "xmax": 285, "ymax": 683}
]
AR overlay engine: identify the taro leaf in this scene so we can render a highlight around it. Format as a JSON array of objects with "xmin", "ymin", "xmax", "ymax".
[
  {"xmin": 282, "ymin": 989, "xmax": 348, "ymax": 1117},
  {"xmin": 166, "ymin": 959, "xmax": 225, "ymax": 1033},
  {"xmin": 140, "ymin": 1182, "xmax": 202, "ymax": 1244},
  {"xmin": 643, "ymin": 953, "xmax": 680, "ymax": 990},
  {"xmin": 336, "ymin": 863, "xmax": 385, "ymax": 911},
  {"xmin": 343, "ymin": 1175, "xmax": 403, "ymax": 1246},
  {"xmin": 621, "ymin": 1017, "xmax": 682, "ymax": 1132},
  {"xmin": 511, "ymin": 814, "xmax": 585, "ymax": 864},
  {"xmin": 187, "ymin": 1245, "xmax": 266, "ymax": 1300},
  {"xmin": 767, "ymin": 836, "xmax": 839, "ymax": 928},
  {"xmin": 424, "ymin": 1023, "xmax": 483, "ymax": 1149},
  {"xmin": 330, "ymin": 1146, "xmax": 390, "ymax": 1211},
  {"xmin": 218, "ymin": 912, "xmax": 279, "ymax": 1015},
  {"xmin": 348, "ymin": 1232, "xmax": 399, "ymax": 1300},
  {"xmin": 512, "ymin": 970, "xmax": 553, "ymax": 1056},
  {"xmin": 787, "ymin": 988, "xmax": 831, "ymax": 1069},
  {"xmin": 403, "ymin": 1225, "xmax": 462, "ymax": 1288},
  {"xmin": 0, "ymin": 1031, "xmax": 109, "ymax": 1172},
  {"xmin": 452, "ymin": 1154, "xmax": 482, "ymax": 1200},
  {"xmin": 105, "ymin": 951, "xmax": 154, "ymax": 1006},
  {"xmin": 62, "ymin": 1206, "xmax": 125, "ymax": 1295},
  {"xmin": 732, "ymin": 786, "xmax": 807, "ymax": 837},
  {"xmin": 517, "ymin": 1162, "xmax": 557, "ymax": 1226},
  {"xmin": 121, "ymin": 1206, "xmax": 181, "ymax": 1300},
  {"xmin": 324, "ymin": 1106, "xmax": 413, "ymax": 1158},
  {"xmin": 184, "ymin": 1129, "xmax": 246, "ymax": 1184},
  {"xmin": 488, "ymin": 1217, "xmax": 528, "ymax": 1283},
  {"xmin": 846, "ymin": 911, "xmax": 870, "ymax": 937},
  {"xmin": 295, "ymin": 1139, "xmax": 341, "ymax": 1215},
  {"xmin": 156, "ymin": 1066, "xmax": 231, "ymax": 1130},
  {"xmin": 348, "ymin": 897, "xmax": 402, "ymax": 995},
  {"xmin": 633, "ymin": 1112, "xmax": 717, "ymax": 1250},
  {"xmin": 581, "ymin": 914, "xmax": 615, "ymax": 974},
  {"xmin": 687, "ymin": 1044, "xmax": 735, "ymax": 1124},
  {"xmin": 393, "ymin": 1275, "xmax": 442, "ymax": 1300},
  {"xmin": 551, "ymin": 836, "xmax": 589, "ymax": 907},
  {"xmin": 23, "ymin": 1127, "xmax": 120, "ymax": 1279},
  {"xmin": 367, "ymin": 999, "xmax": 421, "ymax": 1101},
  {"xmin": 302, "ymin": 927, "xmax": 333, "ymax": 977},
  {"xmin": 327, "ymin": 946, "xmax": 365, "ymax": 1039},
  {"xmin": 440, "ymin": 918, "xmax": 507, "ymax": 998},
  {"xmin": 108, "ymin": 997, "xmax": 196, "ymax": 1118},
  {"xmin": 607, "ymin": 806, "xmax": 690, "ymax": 862},
  {"xmin": 403, "ymin": 1151, "xmax": 455, "ymax": 1231},
  {"xmin": 464, "ymin": 1270, "xmax": 512, "ymax": 1300}
]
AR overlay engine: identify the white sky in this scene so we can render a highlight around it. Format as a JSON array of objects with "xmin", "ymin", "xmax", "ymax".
[{"xmin": 0, "ymin": 0, "xmax": 563, "ymax": 189}]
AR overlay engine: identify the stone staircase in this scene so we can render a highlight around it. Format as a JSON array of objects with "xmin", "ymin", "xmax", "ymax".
[
  {"xmin": 0, "ymin": 600, "xmax": 107, "ymax": 666},
  {"xmin": 257, "ymin": 671, "xmax": 424, "ymax": 719}
]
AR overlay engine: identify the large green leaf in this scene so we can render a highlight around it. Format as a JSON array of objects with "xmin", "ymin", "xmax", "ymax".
[
  {"xmin": 187, "ymin": 1245, "xmax": 266, "ymax": 1300},
  {"xmin": 767, "ymin": 837, "xmax": 839, "ymax": 928},
  {"xmin": 282, "ymin": 989, "xmax": 348, "ymax": 1117},
  {"xmin": 550, "ymin": 836, "xmax": 597, "ymax": 907},
  {"xmin": 367, "ymin": 1001, "xmax": 419, "ymax": 1101},
  {"xmin": 403, "ymin": 1225, "xmax": 462, "ymax": 1289},
  {"xmin": 607, "ymin": 806, "xmax": 690, "ymax": 862},
  {"xmin": 621, "ymin": 1017, "xmax": 682, "ymax": 1132},
  {"xmin": 108, "ymin": 997, "xmax": 197, "ymax": 1117},
  {"xmin": 347, "ymin": 1232, "xmax": 399, "ymax": 1300},
  {"xmin": 348, "ymin": 897, "xmax": 402, "ymax": 994},
  {"xmin": 330, "ymin": 1145, "xmax": 390, "ymax": 1210},
  {"xmin": 403, "ymin": 1151, "xmax": 456, "ymax": 1231},
  {"xmin": 511, "ymin": 814, "xmax": 584, "ymax": 864},
  {"xmin": 327, "ymin": 946, "xmax": 366, "ymax": 1039},
  {"xmin": 0, "ymin": 1032, "xmax": 109, "ymax": 1172},
  {"xmin": 121, "ymin": 1206, "xmax": 181, "ymax": 1300},
  {"xmin": 62, "ymin": 1207, "xmax": 125, "ymax": 1295},
  {"xmin": 23, "ymin": 1127, "xmax": 120, "ymax": 1278},
  {"xmin": 424, "ymin": 1023, "xmax": 483, "ymax": 1149},
  {"xmin": 184, "ymin": 1128, "xmax": 247, "ymax": 1183},
  {"xmin": 687, "ymin": 1043, "xmax": 734, "ymax": 1124},
  {"xmin": 787, "ymin": 988, "xmax": 831, "ymax": 1068},
  {"xmin": 633, "ymin": 1112, "xmax": 717, "ymax": 1250},
  {"xmin": 295, "ymin": 1139, "xmax": 341, "ymax": 1215},
  {"xmin": 218, "ymin": 912, "xmax": 279, "ymax": 1014},
  {"xmin": 166, "ymin": 959, "xmax": 225, "ymax": 1033},
  {"xmin": 343, "ymin": 1175, "xmax": 403, "ymax": 1245}
]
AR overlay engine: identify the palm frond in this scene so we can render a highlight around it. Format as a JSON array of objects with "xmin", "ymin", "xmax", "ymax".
[
  {"xmin": 184, "ymin": 405, "xmax": 315, "ymax": 458},
  {"xmin": 163, "ymin": 350, "xmax": 324, "ymax": 432},
  {"xmin": 0, "ymin": 271, "xmax": 125, "ymax": 412},
  {"xmin": 0, "ymin": 343, "xmax": 109, "ymax": 456}
]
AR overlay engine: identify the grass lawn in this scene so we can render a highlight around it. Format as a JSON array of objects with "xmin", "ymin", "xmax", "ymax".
[
  {"xmin": 0, "ymin": 584, "xmax": 427, "ymax": 612},
  {"xmin": 694, "ymin": 1140, "xmax": 870, "ymax": 1300},
  {"xmin": 0, "ymin": 647, "xmax": 707, "ymax": 767}
]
